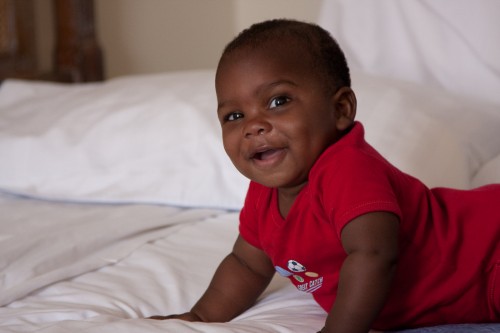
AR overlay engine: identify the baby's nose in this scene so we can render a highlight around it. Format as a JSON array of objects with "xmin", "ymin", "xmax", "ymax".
[{"xmin": 244, "ymin": 117, "xmax": 271, "ymax": 137}]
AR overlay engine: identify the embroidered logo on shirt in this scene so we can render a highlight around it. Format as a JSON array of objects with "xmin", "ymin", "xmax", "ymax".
[
  {"xmin": 275, "ymin": 259, "xmax": 323, "ymax": 293},
  {"xmin": 287, "ymin": 259, "xmax": 306, "ymax": 272}
]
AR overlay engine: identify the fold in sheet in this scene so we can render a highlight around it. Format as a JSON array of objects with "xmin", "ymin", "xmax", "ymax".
[{"xmin": 0, "ymin": 193, "xmax": 223, "ymax": 306}]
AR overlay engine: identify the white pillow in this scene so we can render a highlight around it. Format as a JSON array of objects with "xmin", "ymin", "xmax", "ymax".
[
  {"xmin": 0, "ymin": 70, "xmax": 249, "ymax": 210},
  {"xmin": 352, "ymin": 70, "xmax": 500, "ymax": 189},
  {"xmin": 0, "ymin": 70, "xmax": 498, "ymax": 210}
]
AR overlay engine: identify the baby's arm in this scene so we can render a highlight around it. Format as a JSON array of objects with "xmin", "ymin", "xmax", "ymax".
[
  {"xmin": 150, "ymin": 235, "xmax": 275, "ymax": 322},
  {"xmin": 322, "ymin": 211, "xmax": 399, "ymax": 333}
]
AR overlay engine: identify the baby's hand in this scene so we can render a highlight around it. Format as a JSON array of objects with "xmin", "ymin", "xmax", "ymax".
[
  {"xmin": 148, "ymin": 312, "xmax": 201, "ymax": 321},
  {"xmin": 317, "ymin": 327, "xmax": 383, "ymax": 333}
]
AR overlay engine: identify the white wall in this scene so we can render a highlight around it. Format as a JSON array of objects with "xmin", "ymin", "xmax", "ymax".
[
  {"xmin": 95, "ymin": 0, "xmax": 322, "ymax": 78},
  {"xmin": 95, "ymin": 0, "xmax": 235, "ymax": 78}
]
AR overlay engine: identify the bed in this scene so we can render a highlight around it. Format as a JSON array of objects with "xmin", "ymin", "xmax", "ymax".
[{"xmin": 1, "ymin": 1, "xmax": 499, "ymax": 333}]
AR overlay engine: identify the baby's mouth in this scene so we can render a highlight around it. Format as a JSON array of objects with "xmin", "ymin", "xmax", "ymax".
[
  {"xmin": 249, "ymin": 147, "xmax": 286, "ymax": 167},
  {"xmin": 253, "ymin": 149, "xmax": 280, "ymax": 161}
]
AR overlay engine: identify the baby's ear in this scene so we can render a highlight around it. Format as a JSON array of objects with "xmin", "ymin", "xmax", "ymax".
[{"xmin": 332, "ymin": 87, "xmax": 357, "ymax": 131}]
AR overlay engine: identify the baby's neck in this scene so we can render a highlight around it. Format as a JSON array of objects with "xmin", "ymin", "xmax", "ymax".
[{"xmin": 277, "ymin": 182, "xmax": 307, "ymax": 218}]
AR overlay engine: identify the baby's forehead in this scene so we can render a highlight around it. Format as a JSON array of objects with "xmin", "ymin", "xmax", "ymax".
[
  {"xmin": 216, "ymin": 45, "xmax": 331, "ymax": 98},
  {"xmin": 217, "ymin": 49, "xmax": 315, "ymax": 91},
  {"xmin": 217, "ymin": 21, "xmax": 347, "ymax": 92}
]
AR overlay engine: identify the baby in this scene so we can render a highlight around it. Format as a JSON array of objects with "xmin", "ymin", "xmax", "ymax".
[{"xmin": 151, "ymin": 19, "xmax": 500, "ymax": 333}]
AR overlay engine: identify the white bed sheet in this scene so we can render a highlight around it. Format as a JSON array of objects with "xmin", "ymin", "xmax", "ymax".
[
  {"xmin": 0, "ymin": 193, "xmax": 326, "ymax": 333},
  {"xmin": 0, "ymin": 192, "xmax": 222, "ymax": 307},
  {"xmin": 2, "ymin": 196, "xmax": 499, "ymax": 333}
]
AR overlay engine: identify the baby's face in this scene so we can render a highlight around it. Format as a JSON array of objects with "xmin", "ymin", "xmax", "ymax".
[{"xmin": 216, "ymin": 42, "xmax": 342, "ymax": 191}]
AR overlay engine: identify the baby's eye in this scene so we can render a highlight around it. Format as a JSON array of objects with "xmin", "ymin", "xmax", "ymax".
[
  {"xmin": 225, "ymin": 112, "xmax": 244, "ymax": 122},
  {"xmin": 269, "ymin": 96, "xmax": 290, "ymax": 109}
]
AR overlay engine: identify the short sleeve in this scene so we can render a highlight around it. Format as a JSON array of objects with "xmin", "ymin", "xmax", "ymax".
[
  {"xmin": 238, "ymin": 181, "xmax": 264, "ymax": 249},
  {"xmin": 317, "ymin": 147, "xmax": 403, "ymax": 237}
]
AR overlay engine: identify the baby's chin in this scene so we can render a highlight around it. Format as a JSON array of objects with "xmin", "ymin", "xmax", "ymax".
[
  {"xmin": 251, "ymin": 175, "xmax": 308, "ymax": 192},
  {"xmin": 245, "ymin": 174, "xmax": 283, "ymax": 189}
]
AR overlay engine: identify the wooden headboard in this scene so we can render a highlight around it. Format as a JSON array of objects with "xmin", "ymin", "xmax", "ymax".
[{"xmin": 0, "ymin": 0, "xmax": 104, "ymax": 83}]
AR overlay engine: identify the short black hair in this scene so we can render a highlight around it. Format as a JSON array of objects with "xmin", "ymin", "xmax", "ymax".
[{"xmin": 219, "ymin": 19, "xmax": 351, "ymax": 92}]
